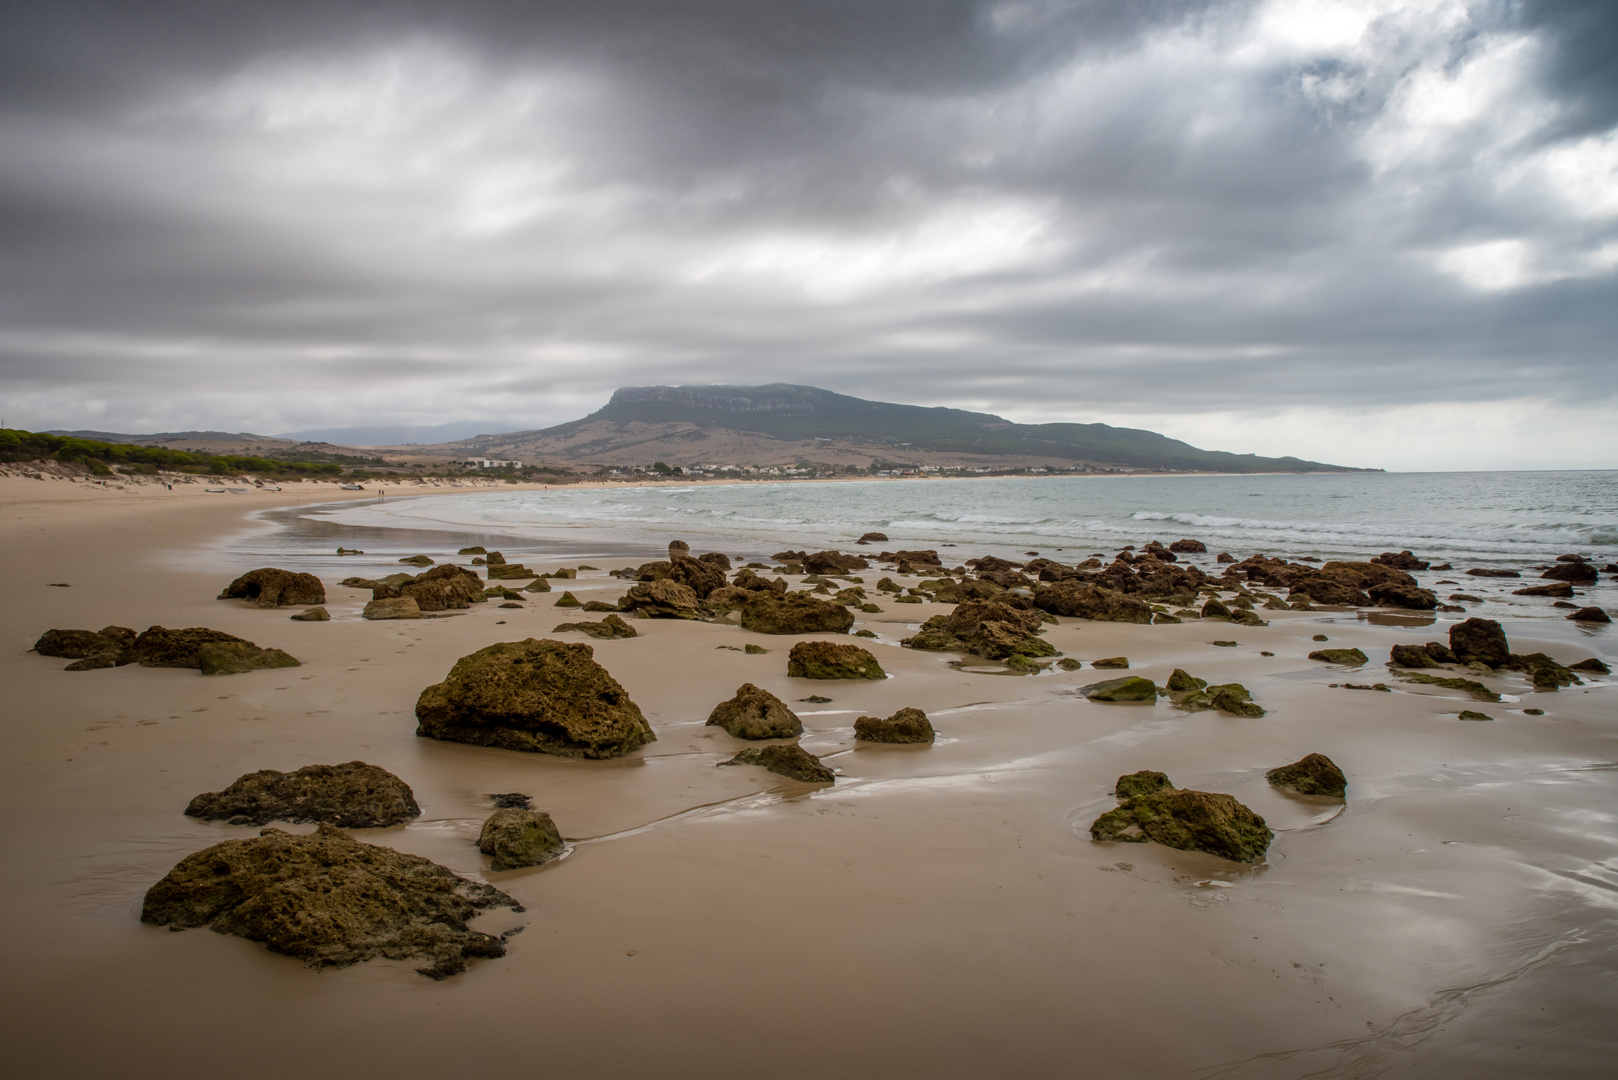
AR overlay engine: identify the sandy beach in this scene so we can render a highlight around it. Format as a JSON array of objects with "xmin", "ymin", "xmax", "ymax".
[{"xmin": 2, "ymin": 476, "xmax": 1614, "ymax": 1079}]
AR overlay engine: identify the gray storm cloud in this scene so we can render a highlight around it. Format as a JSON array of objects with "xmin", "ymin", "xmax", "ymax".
[{"xmin": 0, "ymin": 0, "xmax": 1613, "ymax": 467}]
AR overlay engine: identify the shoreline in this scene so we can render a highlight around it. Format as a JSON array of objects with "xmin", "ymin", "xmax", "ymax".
[{"xmin": 1, "ymin": 475, "xmax": 1613, "ymax": 1078}]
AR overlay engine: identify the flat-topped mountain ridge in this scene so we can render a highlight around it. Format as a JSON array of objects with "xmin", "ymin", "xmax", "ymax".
[{"xmin": 452, "ymin": 384, "xmax": 1362, "ymax": 473}]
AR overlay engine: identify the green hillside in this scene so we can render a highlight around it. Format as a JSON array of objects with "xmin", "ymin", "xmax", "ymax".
[{"xmin": 537, "ymin": 384, "xmax": 1359, "ymax": 472}]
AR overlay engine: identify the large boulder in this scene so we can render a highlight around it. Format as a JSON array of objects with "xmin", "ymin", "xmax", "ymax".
[
  {"xmin": 552, "ymin": 613, "xmax": 638, "ymax": 639},
  {"xmin": 477, "ymin": 808, "xmax": 565, "ymax": 871},
  {"xmin": 620, "ymin": 579, "xmax": 702, "ymax": 619},
  {"xmin": 119, "ymin": 626, "xmax": 250, "ymax": 668},
  {"xmin": 415, "ymin": 638, "xmax": 656, "ymax": 759},
  {"xmin": 787, "ymin": 640, "xmax": 885, "ymax": 680},
  {"xmin": 1541, "ymin": 562, "xmax": 1598, "ymax": 584},
  {"xmin": 1266, "ymin": 753, "xmax": 1347, "ymax": 797},
  {"xmin": 196, "ymin": 641, "xmax": 301, "ymax": 675},
  {"xmin": 854, "ymin": 707, "xmax": 934, "ymax": 744},
  {"xmin": 1032, "ymin": 582, "xmax": 1152, "ymax": 623},
  {"xmin": 218, "ymin": 568, "xmax": 326, "ymax": 609},
  {"xmin": 33, "ymin": 625, "xmax": 136, "ymax": 662},
  {"xmin": 900, "ymin": 599, "xmax": 1056, "ymax": 660},
  {"xmin": 140, "ymin": 823, "xmax": 518, "ymax": 979},
  {"xmin": 706, "ymin": 683, "xmax": 803, "ymax": 739},
  {"xmin": 363, "ymin": 597, "xmax": 422, "ymax": 620},
  {"xmin": 1090, "ymin": 772, "xmax": 1272, "ymax": 862},
  {"xmin": 665, "ymin": 555, "xmax": 727, "ymax": 599},
  {"xmin": 721, "ymin": 744, "xmax": 835, "ymax": 783},
  {"xmin": 738, "ymin": 592, "xmax": 855, "ymax": 635},
  {"xmin": 802, "ymin": 550, "xmax": 869, "ymax": 574},
  {"xmin": 1367, "ymin": 582, "xmax": 1438, "ymax": 610},
  {"xmin": 184, "ymin": 761, "xmax": 420, "ymax": 827},
  {"xmin": 1450, "ymin": 618, "xmax": 1509, "ymax": 668},
  {"xmin": 1081, "ymin": 676, "xmax": 1159, "ymax": 702}
]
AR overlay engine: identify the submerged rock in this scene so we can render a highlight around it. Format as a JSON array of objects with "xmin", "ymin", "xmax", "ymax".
[
  {"xmin": 1567, "ymin": 606, "xmax": 1611, "ymax": 623},
  {"xmin": 1449, "ymin": 618, "xmax": 1509, "ymax": 668},
  {"xmin": 1090, "ymin": 772, "xmax": 1272, "ymax": 862},
  {"xmin": 706, "ymin": 683, "xmax": 803, "ymax": 739},
  {"xmin": 787, "ymin": 640, "xmax": 885, "ymax": 679},
  {"xmin": 551, "ymin": 613, "xmax": 638, "ymax": 639},
  {"xmin": 1569, "ymin": 658, "xmax": 1611, "ymax": 674},
  {"xmin": 1265, "ymin": 753, "xmax": 1347, "ymax": 797},
  {"xmin": 196, "ymin": 641, "xmax": 301, "ymax": 675},
  {"xmin": 854, "ymin": 707, "xmax": 935, "ymax": 744},
  {"xmin": 720, "ymin": 744, "xmax": 835, "ymax": 783},
  {"xmin": 1541, "ymin": 562, "xmax": 1598, "ymax": 584},
  {"xmin": 738, "ymin": 591, "xmax": 856, "ymax": 635},
  {"xmin": 1082, "ymin": 675, "xmax": 1158, "ymax": 702},
  {"xmin": 477, "ymin": 808, "xmax": 565, "ymax": 871},
  {"xmin": 218, "ymin": 568, "xmax": 326, "ymax": 609},
  {"xmin": 415, "ymin": 638, "xmax": 655, "ymax": 759},
  {"xmin": 185, "ymin": 761, "xmax": 421, "ymax": 827},
  {"xmin": 140, "ymin": 823, "xmax": 518, "ymax": 979},
  {"xmin": 1308, "ymin": 647, "xmax": 1368, "ymax": 666}
]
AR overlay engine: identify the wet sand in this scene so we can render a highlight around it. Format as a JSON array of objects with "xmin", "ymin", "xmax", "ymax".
[{"xmin": 2, "ymin": 477, "xmax": 1614, "ymax": 1078}]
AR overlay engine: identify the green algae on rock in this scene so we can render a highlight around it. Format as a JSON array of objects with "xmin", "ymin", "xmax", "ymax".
[
  {"xmin": 415, "ymin": 638, "xmax": 655, "ymax": 758},
  {"xmin": 1265, "ymin": 753, "xmax": 1347, "ymax": 797},
  {"xmin": 720, "ymin": 744, "xmax": 835, "ymax": 783},
  {"xmin": 707, "ymin": 683, "xmax": 803, "ymax": 739},
  {"xmin": 1166, "ymin": 668, "xmax": 1207, "ymax": 692},
  {"xmin": 141, "ymin": 823, "xmax": 519, "ymax": 979},
  {"xmin": 787, "ymin": 640, "xmax": 886, "ymax": 680},
  {"xmin": 1090, "ymin": 773, "xmax": 1272, "ymax": 862},
  {"xmin": 552, "ymin": 613, "xmax": 638, "ymax": 640},
  {"xmin": 1458, "ymin": 710, "xmax": 1494, "ymax": 721},
  {"xmin": 185, "ymin": 761, "xmax": 421, "ymax": 828},
  {"xmin": 477, "ymin": 808, "xmax": 566, "ymax": 871},
  {"xmin": 739, "ymin": 591, "xmax": 857, "ymax": 634},
  {"xmin": 1391, "ymin": 670, "xmax": 1501, "ymax": 701},
  {"xmin": 853, "ymin": 706, "xmax": 934, "ymax": 744},
  {"xmin": 1308, "ymin": 647, "xmax": 1368, "ymax": 666},
  {"xmin": 1081, "ymin": 675, "xmax": 1159, "ymax": 702},
  {"xmin": 195, "ymin": 641, "xmax": 301, "ymax": 676},
  {"xmin": 1091, "ymin": 656, "xmax": 1129, "ymax": 669},
  {"xmin": 900, "ymin": 599, "xmax": 1055, "ymax": 660},
  {"xmin": 218, "ymin": 567, "xmax": 326, "ymax": 609},
  {"xmin": 1178, "ymin": 682, "xmax": 1265, "ymax": 717}
]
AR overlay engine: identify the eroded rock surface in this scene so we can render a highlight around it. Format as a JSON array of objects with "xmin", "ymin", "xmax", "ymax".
[
  {"xmin": 415, "ymin": 638, "xmax": 655, "ymax": 758},
  {"xmin": 218, "ymin": 568, "xmax": 326, "ymax": 609},
  {"xmin": 552, "ymin": 613, "xmax": 639, "ymax": 639},
  {"xmin": 1266, "ymin": 753, "xmax": 1347, "ymax": 797},
  {"xmin": 196, "ymin": 641, "xmax": 302, "ymax": 675},
  {"xmin": 901, "ymin": 599, "xmax": 1055, "ymax": 660},
  {"xmin": 121, "ymin": 626, "xmax": 251, "ymax": 667},
  {"xmin": 1090, "ymin": 772, "xmax": 1272, "ymax": 862},
  {"xmin": 620, "ymin": 579, "xmax": 702, "ymax": 619},
  {"xmin": 185, "ymin": 761, "xmax": 421, "ymax": 827},
  {"xmin": 140, "ymin": 823, "xmax": 517, "ymax": 979},
  {"xmin": 787, "ymin": 640, "xmax": 885, "ymax": 679},
  {"xmin": 477, "ymin": 808, "xmax": 565, "ymax": 871},
  {"xmin": 853, "ymin": 707, "xmax": 934, "ymax": 744},
  {"xmin": 1308, "ymin": 647, "xmax": 1368, "ymax": 666},
  {"xmin": 1450, "ymin": 618, "xmax": 1509, "ymax": 668},
  {"xmin": 738, "ymin": 591, "xmax": 855, "ymax": 635},
  {"xmin": 720, "ymin": 744, "xmax": 835, "ymax": 783},
  {"xmin": 1032, "ymin": 582, "xmax": 1152, "ymax": 623},
  {"xmin": 1082, "ymin": 676, "xmax": 1158, "ymax": 702},
  {"xmin": 707, "ymin": 683, "xmax": 803, "ymax": 739}
]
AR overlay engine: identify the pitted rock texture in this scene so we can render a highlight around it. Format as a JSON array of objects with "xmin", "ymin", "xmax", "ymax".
[
  {"xmin": 185, "ymin": 761, "xmax": 421, "ymax": 827},
  {"xmin": 218, "ymin": 568, "xmax": 326, "ymax": 609},
  {"xmin": 706, "ymin": 683, "xmax": 803, "ymax": 739}
]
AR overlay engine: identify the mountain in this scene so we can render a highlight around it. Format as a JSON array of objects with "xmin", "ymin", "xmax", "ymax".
[
  {"xmin": 447, "ymin": 384, "xmax": 1362, "ymax": 472},
  {"xmin": 276, "ymin": 420, "xmax": 532, "ymax": 445}
]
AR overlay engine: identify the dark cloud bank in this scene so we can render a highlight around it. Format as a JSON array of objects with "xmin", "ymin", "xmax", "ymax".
[{"xmin": 0, "ymin": 1, "xmax": 1614, "ymax": 467}]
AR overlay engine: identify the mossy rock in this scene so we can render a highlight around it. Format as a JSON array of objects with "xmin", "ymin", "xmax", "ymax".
[
  {"xmin": 140, "ymin": 823, "xmax": 518, "ymax": 979},
  {"xmin": 485, "ymin": 586, "xmax": 524, "ymax": 600},
  {"xmin": 721, "ymin": 744, "xmax": 835, "ymax": 783},
  {"xmin": 196, "ymin": 641, "xmax": 301, "ymax": 676},
  {"xmin": 414, "ymin": 638, "xmax": 655, "ymax": 758},
  {"xmin": 860, "ymin": 603, "xmax": 882, "ymax": 613},
  {"xmin": 1179, "ymin": 682, "xmax": 1265, "ymax": 717},
  {"xmin": 218, "ymin": 567, "xmax": 327, "ymax": 609},
  {"xmin": 707, "ymin": 683, "xmax": 803, "ymax": 739},
  {"xmin": 1265, "ymin": 753, "xmax": 1346, "ymax": 797},
  {"xmin": 1090, "ymin": 779, "xmax": 1272, "ymax": 862},
  {"xmin": 399, "ymin": 555, "xmax": 435, "ymax": 567},
  {"xmin": 477, "ymin": 808, "xmax": 565, "ymax": 871},
  {"xmin": 1308, "ymin": 648, "xmax": 1368, "ymax": 666},
  {"xmin": 290, "ymin": 606, "xmax": 330, "ymax": 621},
  {"xmin": 854, "ymin": 629, "xmax": 878, "ymax": 638},
  {"xmin": 522, "ymin": 578, "xmax": 552, "ymax": 593},
  {"xmin": 854, "ymin": 707, "xmax": 934, "ymax": 744},
  {"xmin": 1082, "ymin": 676, "xmax": 1158, "ymax": 702},
  {"xmin": 1091, "ymin": 656, "xmax": 1129, "ymax": 669},
  {"xmin": 744, "ymin": 644, "xmax": 768, "ymax": 655},
  {"xmin": 738, "ymin": 591, "xmax": 855, "ymax": 634},
  {"xmin": 1230, "ymin": 609, "xmax": 1268, "ymax": 627},
  {"xmin": 185, "ymin": 761, "xmax": 420, "ymax": 827},
  {"xmin": 1057, "ymin": 657, "xmax": 1082, "ymax": 671},
  {"xmin": 551, "ymin": 614, "xmax": 638, "ymax": 640},
  {"xmin": 1166, "ymin": 668, "xmax": 1207, "ymax": 692},
  {"xmin": 458, "ymin": 546, "xmax": 487, "ymax": 555},
  {"xmin": 1458, "ymin": 710, "xmax": 1494, "ymax": 721},
  {"xmin": 120, "ymin": 626, "xmax": 250, "ymax": 667},
  {"xmin": 1393, "ymin": 670, "xmax": 1500, "ymax": 701},
  {"xmin": 787, "ymin": 640, "xmax": 885, "ymax": 680},
  {"xmin": 363, "ymin": 597, "xmax": 422, "ymax": 620},
  {"xmin": 553, "ymin": 591, "xmax": 581, "ymax": 608},
  {"xmin": 1114, "ymin": 770, "xmax": 1172, "ymax": 800},
  {"xmin": 896, "ymin": 594, "xmax": 923, "ymax": 604}
]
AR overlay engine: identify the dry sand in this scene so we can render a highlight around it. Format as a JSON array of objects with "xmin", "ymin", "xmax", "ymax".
[{"xmin": 1, "ymin": 476, "xmax": 1614, "ymax": 1079}]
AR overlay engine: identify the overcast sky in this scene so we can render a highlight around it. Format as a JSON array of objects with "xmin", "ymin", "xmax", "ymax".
[{"xmin": 1, "ymin": 0, "xmax": 1614, "ymax": 469}]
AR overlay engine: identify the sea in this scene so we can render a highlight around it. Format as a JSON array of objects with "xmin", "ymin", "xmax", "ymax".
[{"xmin": 237, "ymin": 470, "xmax": 1616, "ymax": 630}]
